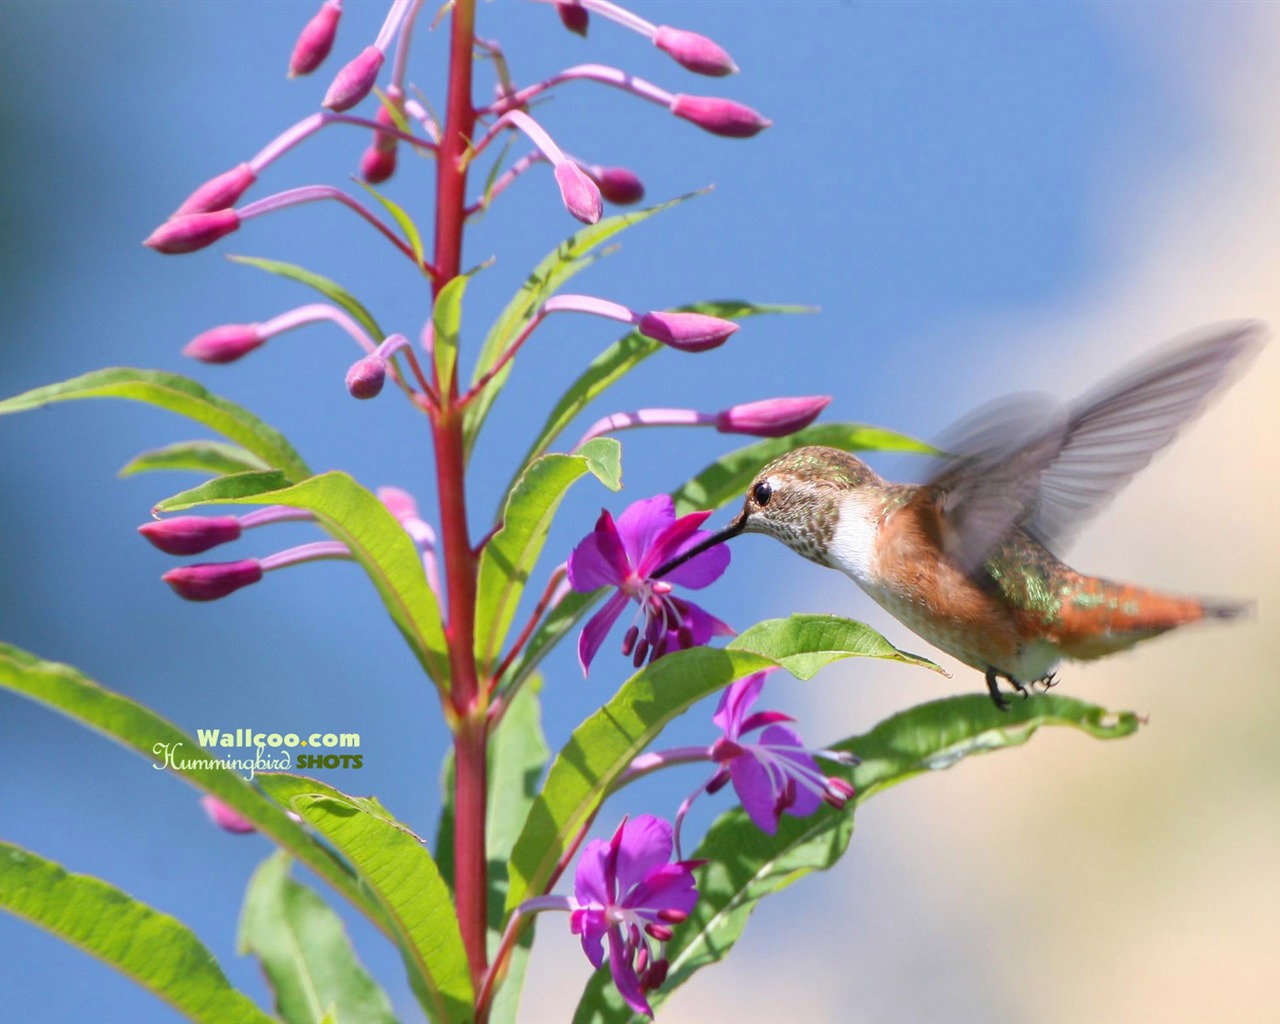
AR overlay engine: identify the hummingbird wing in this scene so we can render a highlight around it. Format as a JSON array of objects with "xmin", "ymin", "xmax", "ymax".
[{"xmin": 925, "ymin": 321, "xmax": 1265, "ymax": 573}]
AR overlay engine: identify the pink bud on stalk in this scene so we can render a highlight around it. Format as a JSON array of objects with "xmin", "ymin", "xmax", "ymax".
[
  {"xmin": 556, "ymin": 1, "xmax": 589, "ymax": 36},
  {"xmin": 139, "ymin": 516, "xmax": 242, "ymax": 556},
  {"xmin": 163, "ymin": 559, "xmax": 264, "ymax": 601},
  {"xmin": 554, "ymin": 161, "xmax": 603, "ymax": 224},
  {"xmin": 653, "ymin": 26, "xmax": 738, "ymax": 76},
  {"xmin": 182, "ymin": 324, "xmax": 266, "ymax": 364},
  {"xmin": 637, "ymin": 311, "xmax": 739, "ymax": 352},
  {"xmin": 290, "ymin": 0, "xmax": 343, "ymax": 77},
  {"xmin": 144, "ymin": 210, "xmax": 241, "ymax": 254},
  {"xmin": 323, "ymin": 45, "xmax": 385, "ymax": 111},
  {"xmin": 581, "ymin": 164, "xmax": 644, "ymax": 205},
  {"xmin": 715, "ymin": 396, "xmax": 832, "ymax": 437},
  {"xmin": 173, "ymin": 163, "xmax": 258, "ymax": 217},
  {"xmin": 669, "ymin": 94, "xmax": 771, "ymax": 138},
  {"xmin": 201, "ymin": 796, "xmax": 256, "ymax": 835},
  {"xmin": 346, "ymin": 355, "xmax": 386, "ymax": 399},
  {"xmin": 360, "ymin": 101, "xmax": 401, "ymax": 183}
]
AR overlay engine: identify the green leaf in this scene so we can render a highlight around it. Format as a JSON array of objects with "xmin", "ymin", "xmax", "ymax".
[
  {"xmin": 671, "ymin": 421, "xmax": 937, "ymax": 515},
  {"xmin": 515, "ymin": 301, "xmax": 814, "ymax": 483},
  {"xmin": 0, "ymin": 643, "xmax": 388, "ymax": 937},
  {"xmin": 0, "ymin": 842, "xmax": 270, "ymax": 1024},
  {"xmin": 119, "ymin": 440, "xmax": 271, "ymax": 479},
  {"xmin": 155, "ymin": 471, "xmax": 449, "ymax": 689},
  {"xmin": 239, "ymin": 851, "xmax": 396, "ymax": 1024},
  {"xmin": 432, "ymin": 271, "xmax": 470, "ymax": 388},
  {"xmin": 159, "ymin": 470, "xmax": 291, "ymax": 507},
  {"xmin": 463, "ymin": 192, "xmax": 702, "ymax": 456},
  {"xmin": 572, "ymin": 693, "xmax": 1142, "ymax": 1023},
  {"xmin": 256, "ymin": 774, "xmax": 473, "ymax": 1024},
  {"xmin": 0, "ymin": 368, "xmax": 310, "ymax": 482},
  {"xmin": 228, "ymin": 256, "xmax": 384, "ymax": 344},
  {"xmin": 729, "ymin": 614, "xmax": 943, "ymax": 679},
  {"xmin": 474, "ymin": 440, "xmax": 621, "ymax": 671},
  {"xmin": 355, "ymin": 180, "xmax": 427, "ymax": 270},
  {"xmin": 505, "ymin": 647, "xmax": 775, "ymax": 913}
]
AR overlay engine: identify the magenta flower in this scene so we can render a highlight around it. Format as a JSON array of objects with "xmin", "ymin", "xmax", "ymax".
[
  {"xmin": 200, "ymin": 795, "xmax": 256, "ymax": 835},
  {"xmin": 567, "ymin": 495, "xmax": 732, "ymax": 674},
  {"xmin": 571, "ymin": 815, "xmax": 699, "ymax": 1017},
  {"xmin": 707, "ymin": 671, "xmax": 856, "ymax": 834}
]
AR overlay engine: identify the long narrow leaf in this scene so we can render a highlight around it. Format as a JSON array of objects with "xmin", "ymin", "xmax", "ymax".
[
  {"xmin": 119, "ymin": 440, "xmax": 271, "ymax": 479},
  {"xmin": 0, "ymin": 368, "xmax": 310, "ymax": 482},
  {"xmin": 155, "ymin": 471, "xmax": 450, "ymax": 690},
  {"xmin": 257, "ymin": 774, "xmax": 473, "ymax": 1024},
  {"xmin": 729, "ymin": 614, "xmax": 943, "ymax": 678},
  {"xmin": 0, "ymin": 842, "xmax": 271, "ymax": 1024},
  {"xmin": 228, "ymin": 255, "xmax": 384, "ymax": 343}
]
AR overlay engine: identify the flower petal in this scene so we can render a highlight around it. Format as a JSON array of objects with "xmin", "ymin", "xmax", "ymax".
[
  {"xmin": 729, "ymin": 752, "xmax": 783, "ymax": 833},
  {"xmin": 614, "ymin": 495, "xmax": 676, "ymax": 569},
  {"xmin": 607, "ymin": 925, "xmax": 651, "ymax": 1017},
  {"xmin": 578, "ymin": 590, "xmax": 631, "ymax": 675},
  {"xmin": 574, "ymin": 836, "xmax": 612, "ymax": 908},
  {"xmin": 567, "ymin": 511, "xmax": 630, "ymax": 591},
  {"xmin": 761, "ymin": 724, "xmax": 823, "ymax": 818},
  {"xmin": 614, "ymin": 814, "xmax": 674, "ymax": 895},
  {"xmin": 712, "ymin": 671, "xmax": 769, "ymax": 738},
  {"xmin": 637, "ymin": 508, "xmax": 712, "ymax": 576},
  {"xmin": 626, "ymin": 862, "xmax": 699, "ymax": 919},
  {"xmin": 571, "ymin": 907, "xmax": 608, "ymax": 969}
]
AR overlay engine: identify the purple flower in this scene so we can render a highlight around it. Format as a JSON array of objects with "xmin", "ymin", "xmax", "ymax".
[
  {"xmin": 567, "ymin": 495, "xmax": 732, "ymax": 674},
  {"xmin": 571, "ymin": 815, "xmax": 700, "ymax": 1017},
  {"xmin": 707, "ymin": 671, "xmax": 856, "ymax": 834}
]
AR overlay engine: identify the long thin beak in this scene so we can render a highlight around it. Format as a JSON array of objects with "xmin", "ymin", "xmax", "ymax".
[{"xmin": 651, "ymin": 511, "xmax": 747, "ymax": 579}]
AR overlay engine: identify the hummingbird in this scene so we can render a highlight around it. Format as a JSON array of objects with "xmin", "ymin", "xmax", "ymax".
[{"xmin": 656, "ymin": 322, "xmax": 1263, "ymax": 709}]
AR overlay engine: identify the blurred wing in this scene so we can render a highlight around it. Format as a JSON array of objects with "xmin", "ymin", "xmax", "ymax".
[{"xmin": 926, "ymin": 321, "xmax": 1265, "ymax": 572}]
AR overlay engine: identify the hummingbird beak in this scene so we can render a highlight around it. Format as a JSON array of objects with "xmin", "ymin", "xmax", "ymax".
[{"xmin": 651, "ymin": 510, "xmax": 747, "ymax": 579}]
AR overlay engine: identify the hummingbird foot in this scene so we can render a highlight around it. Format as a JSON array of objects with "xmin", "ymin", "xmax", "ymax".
[
  {"xmin": 984, "ymin": 667, "xmax": 1011, "ymax": 712},
  {"xmin": 1031, "ymin": 671, "xmax": 1059, "ymax": 694}
]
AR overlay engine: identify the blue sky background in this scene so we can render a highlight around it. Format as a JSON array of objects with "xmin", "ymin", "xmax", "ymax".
[{"xmin": 1, "ymin": 3, "xmax": 1277, "ymax": 1022}]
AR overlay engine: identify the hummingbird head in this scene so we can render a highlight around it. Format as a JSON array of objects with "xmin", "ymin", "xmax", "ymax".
[{"xmin": 652, "ymin": 446, "xmax": 885, "ymax": 578}]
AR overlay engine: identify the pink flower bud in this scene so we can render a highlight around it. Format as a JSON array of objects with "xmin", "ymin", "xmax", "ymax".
[
  {"xmin": 346, "ymin": 355, "xmax": 386, "ymax": 399},
  {"xmin": 360, "ymin": 103, "xmax": 400, "ymax": 184},
  {"xmin": 585, "ymin": 165, "xmax": 645, "ymax": 205},
  {"xmin": 644, "ymin": 957, "xmax": 669, "ymax": 991},
  {"xmin": 200, "ymin": 795, "xmax": 256, "ymax": 834},
  {"xmin": 323, "ymin": 44, "xmax": 384, "ymax": 111},
  {"xmin": 669, "ymin": 94, "xmax": 771, "ymax": 138},
  {"xmin": 290, "ymin": 0, "xmax": 343, "ymax": 77},
  {"xmin": 173, "ymin": 163, "xmax": 258, "ymax": 217},
  {"xmin": 715, "ymin": 396, "xmax": 831, "ymax": 437},
  {"xmin": 182, "ymin": 323, "xmax": 266, "ymax": 364},
  {"xmin": 139, "ymin": 516, "xmax": 242, "ymax": 556},
  {"xmin": 637, "ymin": 311, "xmax": 739, "ymax": 352},
  {"xmin": 653, "ymin": 26, "xmax": 738, "ymax": 77},
  {"xmin": 554, "ymin": 161, "xmax": 603, "ymax": 224},
  {"xmin": 556, "ymin": 1, "xmax": 588, "ymax": 36},
  {"xmin": 162, "ymin": 559, "xmax": 263, "ymax": 601},
  {"xmin": 144, "ymin": 209, "xmax": 241, "ymax": 255}
]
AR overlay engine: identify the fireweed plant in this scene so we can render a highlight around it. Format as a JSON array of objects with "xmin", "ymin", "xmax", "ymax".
[{"xmin": 0, "ymin": 2, "xmax": 1144, "ymax": 1021}]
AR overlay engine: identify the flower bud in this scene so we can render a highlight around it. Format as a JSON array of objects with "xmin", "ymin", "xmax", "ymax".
[
  {"xmin": 323, "ymin": 44, "xmax": 384, "ymax": 112},
  {"xmin": 200, "ymin": 795, "xmax": 256, "ymax": 834},
  {"xmin": 139, "ymin": 516, "xmax": 242, "ymax": 556},
  {"xmin": 643, "ymin": 922, "xmax": 674, "ymax": 942},
  {"xmin": 173, "ymin": 163, "xmax": 257, "ymax": 217},
  {"xmin": 182, "ymin": 323, "xmax": 266, "ymax": 364},
  {"xmin": 360, "ymin": 103, "xmax": 400, "ymax": 184},
  {"xmin": 554, "ymin": 161, "xmax": 603, "ymax": 225},
  {"xmin": 290, "ymin": 0, "xmax": 343, "ymax": 78},
  {"xmin": 144, "ymin": 209, "xmax": 241, "ymax": 255},
  {"xmin": 715, "ymin": 396, "xmax": 831, "ymax": 437},
  {"xmin": 556, "ymin": 1, "xmax": 588, "ymax": 36},
  {"xmin": 585, "ymin": 165, "xmax": 645, "ymax": 205},
  {"xmin": 346, "ymin": 355, "xmax": 386, "ymax": 399},
  {"xmin": 669, "ymin": 94, "xmax": 771, "ymax": 138},
  {"xmin": 637, "ymin": 311, "xmax": 739, "ymax": 352},
  {"xmin": 162, "ymin": 559, "xmax": 263, "ymax": 601},
  {"xmin": 653, "ymin": 26, "xmax": 738, "ymax": 77},
  {"xmin": 643, "ymin": 957, "xmax": 669, "ymax": 991}
]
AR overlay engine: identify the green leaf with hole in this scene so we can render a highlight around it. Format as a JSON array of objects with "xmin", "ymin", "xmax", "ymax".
[
  {"xmin": 671, "ymin": 422, "xmax": 936, "ymax": 515},
  {"xmin": 119, "ymin": 440, "xmax": 271, "ymax": 479},
  {"xmin": 475, "ymin": 439, "xmax": 621, "ymax": 671},
  {"xmin": 0, "ymin": 368, "xmax": 310, "ymax": 482},
  {"xmin": 257, "ymin": 774, "xmax": 472, "ymax": 1024},
  {"xmin": 227, "ymin": 255, "xmax": 384, "ymax": 347},
  {"xmin": 572, "ymin": 693, "xmax": 1142, "ymax": 1023},
  {"xmin": 0, "ymin": 842, "xmax": 270, "ymax": 1024},
  {"xmin": 239, "ymin": 851, "xmax": 396, "ymax": 1024},
  {"xmin": 729, "ymin": 614, "xmax": 943, "ymax": 679},
  {"xmin": 155, "ymin": 471, "xmax": 449, "ymax": 689}
]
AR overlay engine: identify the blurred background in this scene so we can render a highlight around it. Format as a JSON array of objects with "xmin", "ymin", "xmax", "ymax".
[{"xmin": 1, "ymin": 2, "xmax": 1277, "ymax": 1021}]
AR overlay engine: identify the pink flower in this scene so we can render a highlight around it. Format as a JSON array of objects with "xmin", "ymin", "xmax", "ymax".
[
  {"xmin": 567, "ymin": 495, "xmax": 732, "ymax": 674},
  {"xmin": 200, "ymin": 795, "xmax": 256, "ymax": 835}
]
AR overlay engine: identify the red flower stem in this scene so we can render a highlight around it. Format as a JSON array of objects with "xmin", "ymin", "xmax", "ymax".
[
  {"xmin": 431, "ymin": 0, "xmax": 489, "ymax": 1002},
  {"xmin": 488, "ymin": 565, "xmax": 567, "ymax": 707},
  {"xmin": 457, "ymin": 310, "xmax": 547, "ymax": 406}
]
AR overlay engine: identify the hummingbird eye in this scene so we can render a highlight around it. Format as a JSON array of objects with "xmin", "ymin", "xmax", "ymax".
[{"xmin": 752, "ymin": 480, "xmax": 772, "ymax": 507}]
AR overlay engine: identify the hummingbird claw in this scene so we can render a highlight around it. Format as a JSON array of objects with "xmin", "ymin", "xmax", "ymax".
[{"xmin": 984, "ymin": 668, "xmax": 1011, "ymax": 712}]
